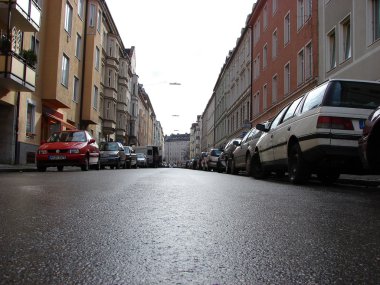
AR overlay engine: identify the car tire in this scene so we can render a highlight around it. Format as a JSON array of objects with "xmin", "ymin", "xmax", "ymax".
[
  {"xmin": 37, "ymin": 165, "xmax": 46, "ymax": 172},
  {"xmin": 57, "ymin": 166, "xmax": 64, "ymax": 172},
  {"xmin": 95, "ymin": 158, "xmax": 101, "ymax": 170},
  {"xmin": 288, "ymin": 144, "xmax": 309, "ymax": 184},
  {"xmin": 81, "ymin": 156, "xmax": 89, "ymax": 171},
  {"xmin": 245, "ymin": 155, "xmax": 252, "ymax": 177},
  {"xmin": 231, "ymin": 158, "xmax": 238, "ymax": 175},
  {"xmin": 252, "ymin": 152, "xmax": 268, "ymax": 179},
  {"xmin": 116, "ymin": 159, "xmax": 121, "ymax": 169}
]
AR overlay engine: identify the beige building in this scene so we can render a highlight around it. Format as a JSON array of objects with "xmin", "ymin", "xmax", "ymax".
[
  {"xmin": 319, "ymin": 0, "xmax": 380, "ymax": 82},
  {"xmin": 0, "ymin": 0, "xmax": 162, "ymax": 165}
]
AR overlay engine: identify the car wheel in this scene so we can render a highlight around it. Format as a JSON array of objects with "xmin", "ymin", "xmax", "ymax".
[
  {"xmin": 37, "ymin": 165, "xmax": 46, "ymax": 172},
  {"xmin": 231, "ymin": 158, "xmax": 238, "ymax": 175},
  {"xmin": 123, "ymin": 160, "xmax": 127, "ymax": 169},
  {"xmin": 245, "ymin": 155, "xmax": 252, "ymax": 177},
  {"xmin": 288, "ymin": 144, "xmax": 309, "ymax": 184},
  {"xmin": 226, "ymin": 160, "xmax": 231, "ymax": 174},
  {"xmin": 95, "ymin": 158, "xmax": 101, "ymax": 170},
  {"xmin": 252, "ymin": 152, "xmax": 268, "ymax": 179},
  {"xmin": 116, "ymin": 159, "xmax": 121, "ymax": 169},
  {"xmin": 57, "ymin": 166, "xmax": 64, "ymax": 172},
  {"xmin": 81, "ymin": 156, "xmax": 89, "ymax": 171},
  {"xmin": 317, "ymin": 170, "xmax": 340, "ymax": 185}
]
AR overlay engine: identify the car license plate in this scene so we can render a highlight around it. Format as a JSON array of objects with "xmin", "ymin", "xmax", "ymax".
[
  {"xmin": 49, "ymin": 155, "xmax": 66, "ymax": 160},
  {"xmin": 359, "ymin": 119, "xmax": 366, "ymax": 129}
]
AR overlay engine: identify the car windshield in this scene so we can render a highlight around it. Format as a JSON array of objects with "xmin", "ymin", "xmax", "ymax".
[
  {"xmin": 211, "ymin": 149, "xmax": 222, "ymax": 156},
  {"xmin": 324, "ymin": 81, "xmax": 380, "ymax": 109},
  {"xmin": 100, "ymin": 143, "xmax": 118, "ymax": 151},
  {"xmin": 136, "ymin": 153, "xmax": 144, "ymax": 158},
  {"xmin": 47, "ymin": 131, "xmax": 87, "ymax": 143},
  {"xmin": 123, "ymin": 147, "xmax": 130, "ymax": 154}
]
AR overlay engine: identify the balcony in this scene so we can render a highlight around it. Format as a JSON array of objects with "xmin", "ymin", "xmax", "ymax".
[
  {"xmin": 0, "ymin": 0, "xmax": 41, "ymax": 32},
  {"xmin": 0, "ymin": 50, "xmax": 35, "ymax": 92}
]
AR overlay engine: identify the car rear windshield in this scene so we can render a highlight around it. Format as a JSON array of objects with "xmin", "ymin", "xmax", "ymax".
[
  {"xmin": 324, "ymin": 81, "xmax": 380, "ymax": 109},
  {"xmin": 211, "ymin": 150, "xmax": 222, "ymax": 156},
  {"xmin": 48, "ymin": 131, "xmax": 86, "ymax": 142},
  {"xmin": 100, "ymin": 143, "xmax": 119, "ymax": 151}
]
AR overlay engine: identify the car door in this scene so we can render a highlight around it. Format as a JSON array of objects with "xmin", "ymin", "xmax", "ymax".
[
  {"xmin": 234, "ymin": 129, "xmax": 252, "ymax": 167},
  {"xmin": 258, "ymin": 105, "xmax": 290, "ymax": 165},
  {"xmin": 272, "ymin": 97, "xmax": 304, "ymax": 164}
]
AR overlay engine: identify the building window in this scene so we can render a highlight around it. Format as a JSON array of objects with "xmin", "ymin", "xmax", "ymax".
[
  {"xmin": 93, "ymin": 85, "xmax": 98, "ymax": 110},
  {"xmin": 297, "ymin": 49, "xmax": 304, "ymax": 85},
  {"xmin": 26, "ymin": 101, "xmax": 35, "ymax": 134},
  {"xmin": 89, "ymin": 4, "xmax": 96, "ymax": 27},
  {"xmin": 95, "ymin": 46, "xmax": 100, "ymax": 70},
  {"xmin": 263, "ymin": 4, "xmax": 268, "ymax": 30},
  {"xmin": 254, "ymin": 20, "xmax": 261, "ymax": 46},
  {"xmin": 263, "ymin": 84, "xmax": 268, "ymax": 110},
  {"xmin": 263, "ymin": 44, "xmax": 268, "ymax": 69},
  {"xmin": 327, "ymin": 28, "xmax": 336, "ymax": 70},
  {"xmin": 272, "ymin": 29, "xmax": 278, "ymax": 59},
  {"xmin": 284, "ymin": 63, "xmax": 290, "ymax": 95},
  {"xmin": 73, "ymin": 76, "xmax": 79, "ymax": 102},
  {"xmin": 341, "ymin": 16, "xmax": 352, "ymax": 61},
  {"xmin": 273, "ymin": 0, "xmax": 278, "ymax": 15},
  {"xmin": 297, "ymin": 0, "xmax": 312, "ymax": 30},
  {"xmin": 64, "ymin": 2, "xmax": 73, "ymax": 34},
  {"xmin": 75, "ymin": 33, "xmax": 82, "ymax": 59},
  {"xmin": 253, "ymin": 92, "xmax": 260, "ymax": 116},
  {"xmin": 97, "ymin": 9, "xmax": 102, "ymax": 32},
  {"xmin": 272, "ymin": 75, "xmax": 278, "ymax": 104},
  {"xmin": 78, "ymin": 0, "xmax": 84, "ymax": 19},
  {"xmin": 372, "ymin": 0, "xmax": 380, "ymax": 42},
  {"xmin": 305, "ymin": 42, "xmax": 312, "ymax": 79},
  {"xmin": 284, "ymin": 12, "xmax": 291, "ymax": 45},
  {"xmin": 61, "ymin": 54, "xmax": 69, "ymax": 87}
]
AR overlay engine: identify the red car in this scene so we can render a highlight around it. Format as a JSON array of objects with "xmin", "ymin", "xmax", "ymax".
[
  {"xmin": 359, "ymin": 106, "xmax": 380, "ymax": 174},
  {"xmin": 36, "ymin": 130, "xmax": 100, "ymax": 172}
]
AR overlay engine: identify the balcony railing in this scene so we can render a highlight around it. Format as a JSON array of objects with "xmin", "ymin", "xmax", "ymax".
[
  {"xmin": 0, "ymin": 0, "xmax": 41, "ymax": 32},
  {"xmin": 0, "ymin": 50, "xmax": 35, "ymax": 92}
]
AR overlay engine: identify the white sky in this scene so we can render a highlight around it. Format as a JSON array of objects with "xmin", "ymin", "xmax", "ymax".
[{"xmin": 106, "ymin": 0, "xmax": 255, "ymax": 136}]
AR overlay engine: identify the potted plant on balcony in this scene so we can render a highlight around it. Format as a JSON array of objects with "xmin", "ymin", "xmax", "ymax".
[{"xmin": 20, "ymin": 49, "xmax": 37, "ymax": 67}]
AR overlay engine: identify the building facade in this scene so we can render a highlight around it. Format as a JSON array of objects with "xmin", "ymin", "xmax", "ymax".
[
  {"xmin": 318, "ymin": 0, "xmax": 380, "ymax": 82},
  {"xmin": 248, "ymin": 0, "xmax": 319, "ymax": 126},
  {"xmin": 164, "ymin": 133, "xmax": 190, "ymax": 166}
]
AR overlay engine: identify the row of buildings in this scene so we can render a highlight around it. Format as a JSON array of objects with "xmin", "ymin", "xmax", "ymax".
[
  {"xmin": 0, "ymin": 0, "xmax": 164, "ymax": 165},
  {"xmin": 188, "ymin": 0, "xmax": 380, "ymax": 158}
]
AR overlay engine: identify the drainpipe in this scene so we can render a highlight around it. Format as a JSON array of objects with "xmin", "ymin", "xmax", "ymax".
[
  {"xmin": 14, "ymin": 91, "xmax": 20, "ymax": 164},
  {"xmin": 79, "ymin": 0, "xmax": 89, "ymax": 130},
  {"xmin": 250, "ymin": 25, "xmax": 253, "ymax": 124}
]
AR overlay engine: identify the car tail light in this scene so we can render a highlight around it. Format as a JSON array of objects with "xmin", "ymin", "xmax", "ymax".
[{"xmin": 317, "ymin": 116, "xmax": 354, "ymax": 130}]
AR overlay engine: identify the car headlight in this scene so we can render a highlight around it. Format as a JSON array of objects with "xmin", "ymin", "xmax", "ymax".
[
  {"xmin": 38, "ymin": 150, "xmax": 48, "ymax": 154},
  {"xmin": 69, "ymin": 149, "xmax": 80, "ymax": 154}
]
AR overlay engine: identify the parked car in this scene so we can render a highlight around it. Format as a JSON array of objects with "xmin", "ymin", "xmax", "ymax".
[
  {"xmin": 123, "ymin": 146, "xmax": 137, "ymax": 168},
  {"xmin": 207, "ymin": 148, "xmax": 222, "ymax": 171},
  {"xmin": 198, "ymin": 152, "xmax": 208, "ymax": 170},
  {"xmin": 36, "ymin": 130, "xmax": 100, "ymax": 172},
  {"xmin": 136, "ymin": 153, "xmax": 148, "ymax": 168},
  {"xmin": 217, "ymin": 137, "xmax": 241, "ymax": 173},
  {"xmin": 99, "ymin": 141, "xmax": 126, "ymax": 169},
  {"xmin": 231, "ymin": 127, "xmax": 263, "ymax": 176},
  {"xmin": 253, "ymin": 79, "xmax": 380, "ymax": 184},
  {"xmin": 359, "ymin": 106, "xmax": 380, "ymax": 174}
]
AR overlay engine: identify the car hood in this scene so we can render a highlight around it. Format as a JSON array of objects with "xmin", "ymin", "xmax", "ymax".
[
  {"xmin": 100, "ymin": 150, "xmax": 119, "ymax": 156},
  {"xmin": 39, "ymin": 142, "xmax": 88, "ymax": 150}
]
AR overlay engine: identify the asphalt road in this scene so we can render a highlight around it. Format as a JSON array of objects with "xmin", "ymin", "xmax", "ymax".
[{"xmin": 0, "ymin": 168, "xmax": 379, "ymax": 284}]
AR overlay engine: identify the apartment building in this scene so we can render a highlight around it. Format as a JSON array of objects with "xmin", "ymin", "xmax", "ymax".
[
  {"xmin": 200, "ymin": 92, "xmax": 215, "ymax": 152},
  {"xmin": 319, "ymin": 0, "xmax": 380, "ymax": 82},
  {"xmin": 164, "ymin": 133, "xmax": 190, "ymax": 165},
  {"xmin": 0, "ymin": 0, "xmax": 41, "ymax": 164},
  {"xmin": 189, "ymin": 116, "xmax": 201, "ymax": 159},
  {"xmin": 248, "ymin": 0, "xmax": 319, "ymax": 126}
]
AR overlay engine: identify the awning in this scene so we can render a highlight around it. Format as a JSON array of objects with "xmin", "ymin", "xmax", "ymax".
[{"xmin": 44, "ymin": 113, "xmax": 77, "ymax": 130}]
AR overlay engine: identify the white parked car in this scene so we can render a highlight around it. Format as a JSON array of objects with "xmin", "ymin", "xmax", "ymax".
[{"xmin": 253, "ymin": 79, "xmax": 380, "ymax": 184}]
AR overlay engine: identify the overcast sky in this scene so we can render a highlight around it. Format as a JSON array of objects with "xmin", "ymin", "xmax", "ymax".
[{"xmin": 106, "ymin": 0, "xmax": 255, "ymax": 136}]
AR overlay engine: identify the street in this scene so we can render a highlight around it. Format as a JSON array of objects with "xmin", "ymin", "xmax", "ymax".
[{"xmin": 0, "ymin": 168, "xmax": 379, "ymax": 284}]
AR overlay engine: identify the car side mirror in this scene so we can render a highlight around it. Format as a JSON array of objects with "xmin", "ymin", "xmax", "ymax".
[
  {"xmin": 89, "ymin": 138, "xmax": 96, "ymax": 144},
  {"xmin": 256, "ymin": 123, "xmax": 269, "ymax": 132}
]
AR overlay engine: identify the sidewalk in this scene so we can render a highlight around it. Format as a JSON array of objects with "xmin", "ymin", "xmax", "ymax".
[{"xmin": 0, "ymin": 164, "xmax": 37, "ymax": 172}]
